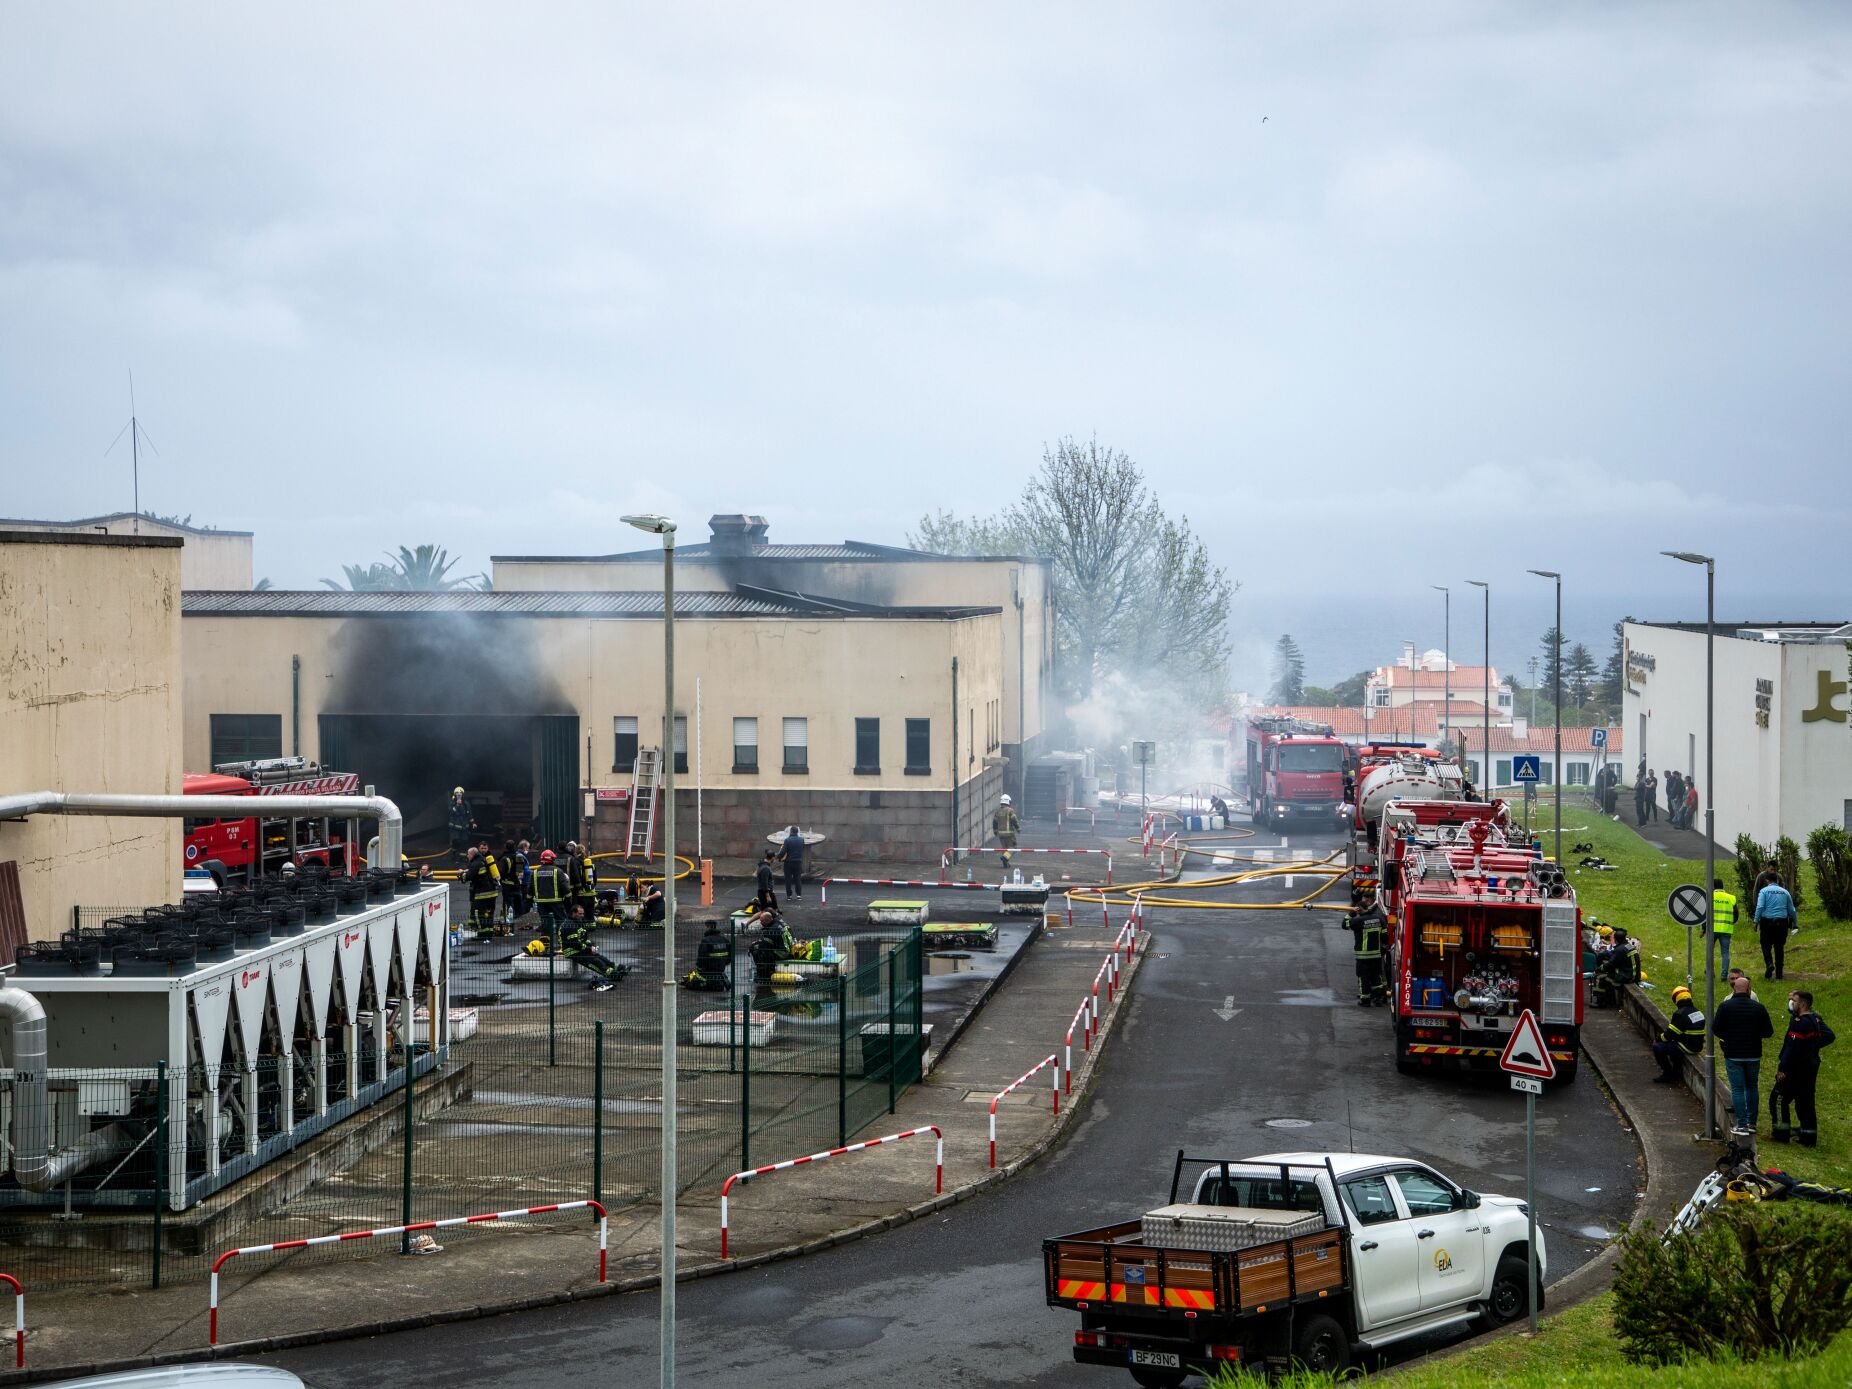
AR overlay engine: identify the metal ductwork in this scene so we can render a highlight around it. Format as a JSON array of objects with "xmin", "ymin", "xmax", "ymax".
[
  {"xmin": 0, "ymin": 977, "xmax": 132, "ymax": 1191},
  {"xmin": 0, "ymin": 791, "xmax": 403, "ymax": 868}
]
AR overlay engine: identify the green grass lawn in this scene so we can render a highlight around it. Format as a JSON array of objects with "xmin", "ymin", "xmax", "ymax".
[{"xmin": 1530, "ymin": 792, "xmax": 1851, "ymax": 1187}]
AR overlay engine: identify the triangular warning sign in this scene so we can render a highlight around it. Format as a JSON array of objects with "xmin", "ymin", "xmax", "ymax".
[{"xmin": 1499, "ymin": 1009, "xmax": 1557, "ymax": 1080}]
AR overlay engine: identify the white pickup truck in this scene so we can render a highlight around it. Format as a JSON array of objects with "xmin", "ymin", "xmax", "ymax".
[{"xmin": 1044, "ymin": 1150, "xmax": 1545, "ymax": 1382}]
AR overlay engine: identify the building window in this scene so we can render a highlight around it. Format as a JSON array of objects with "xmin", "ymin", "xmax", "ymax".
[
  {"xmin": 1567, "ymin": 761, "xmax": 1590, "ymax": 786},
  {"xmin": 783, "ymin": 717, "xmax": 808, "ymax": 773},
  {"xmin": 673, "ymin": 715, "xmax": 688, "ymax": 775},
  {"xmin": 905, "ymin": 718, "xmax": 931, "ymax": 775},
  {"xmin": 733, "ymin": 717, "xmax": 758, "ymax": 773},
  {"xmin": 613, "ymin": 717, "xmax": 639, "ymax": 772},
  {"xmin": 1540, "ymin": 761, "xmax": 1554, "ymax": 785},
  {"xmin": 854, "ymin": 718, "xmax": 880, "ymax": 774},
  {"xmin": 1371, "ymin": 687, "xmax": 1390, "ymax": 708},
  {"xmin": 210, "ymin": 714, "xmax": 282, "ymax": 768},
  {"xmin": 1496, "ymin": 758, "xmax": 1512, "ymax": 786}
]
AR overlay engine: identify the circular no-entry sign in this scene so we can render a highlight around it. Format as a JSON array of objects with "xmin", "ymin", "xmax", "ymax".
[{"xmin": 1667, "ymin": 883, "xmax": 1709, "ymax": 927}]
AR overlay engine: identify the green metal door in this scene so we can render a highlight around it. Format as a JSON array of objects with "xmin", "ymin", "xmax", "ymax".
[
  {"xmin": 537, "ymin": 715, "xmax": 580, "ymax": 847},
  {"xmin": 318, "ymin": 715, "xmax": 353, "ymax": 778}
]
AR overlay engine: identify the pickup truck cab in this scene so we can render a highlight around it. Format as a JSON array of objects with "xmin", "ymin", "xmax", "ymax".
[{"xmin": 1045, "ymin": 1150, "xmax": 1544, "ymax": 1383}]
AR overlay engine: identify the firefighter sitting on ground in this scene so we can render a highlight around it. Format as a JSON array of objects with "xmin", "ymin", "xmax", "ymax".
[
  {"xmin": 993, "ymin": 794, "xmax": 1020, "ymax": 873},
  {"xmin": 684, "ymin": 920, "xmax": 734, "ymax": 992},
  {"xmin": 1592, "ymin": 925, "xmax": 1642, "ymax": 1008},
  {"xmin": 524, "ymin": 905, "xmax": 628, "ymax": 992},
  {"xmin": 1349, "ymin": 885, "xmax": 1389, "ymax": 1007},
  {"xmin": 637, "ymin": 882, "xmax": 666, "ymax": 928},
  {"xmin": 464, "ymin": 845, "xmax": 502, "ymax": 938},
  {"xmin": 1653, "ymin": 985, "xmax": 1705, "ymax": 1083}
]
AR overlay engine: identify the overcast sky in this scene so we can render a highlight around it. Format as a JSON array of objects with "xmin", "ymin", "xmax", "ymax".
[{"xmin": 3, "ymin": 3, "xmax": 1848, "ymax": 645}]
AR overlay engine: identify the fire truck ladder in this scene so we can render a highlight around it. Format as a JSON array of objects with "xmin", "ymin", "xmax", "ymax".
[{"xmin": 626, "ymin": 748, "xmax": 663, "ymax": 860}]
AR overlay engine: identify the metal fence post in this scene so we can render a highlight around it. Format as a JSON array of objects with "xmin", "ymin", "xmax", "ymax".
[
  {"xmin": 593, "ymin": 1020, "xmax": 605, "ymax": 1210},
  {"xmin": 887, "ymin": 948, "xmax": 898, "ymax": 1115},
  {"xmin": 400, "ymin": 1037, "xmax": 416, "ymax": 1254},
  {"xmin": 548, "ymin": 924, "xmax": 558, "ymax": 1068},
  {"xmin": 912, "ymin": 927, "xmax": 924, "ymax": 1083},
  {"xmin": 740, "ymin": 975, "xmax": 752, "ymax": 1172},
  {"xmin": 152, "ymin": 1059, "xmax": 167, "ymax": 1289},
  {"xmin": 837, "ymin": 974, "xmax": 849, "ymax": 1148}
]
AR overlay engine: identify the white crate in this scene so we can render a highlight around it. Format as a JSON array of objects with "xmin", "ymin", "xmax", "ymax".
[
  {"xmin": 411, "ymin": 1007, "xmax": 478, "ymax": 1044},
  {"xmin": 1139, "ymin": 1204, "xmax": 1326, "ymax": 1252},
  {"xmin": 692, "ymin": 1011, "xmax": 777, "ymax": 1047}
]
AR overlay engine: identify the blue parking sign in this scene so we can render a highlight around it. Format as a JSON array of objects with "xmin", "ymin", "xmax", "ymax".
[
  {"xmin": 1591, "ymin": 727, "xmax": 1608, "ymax": 748},
  {"xmin": 1513, "ymin": 754, "xmax": 1542, "ymax": 783}
]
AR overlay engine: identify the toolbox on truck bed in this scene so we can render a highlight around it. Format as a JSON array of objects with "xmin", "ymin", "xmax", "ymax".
[{"xmin": 1044, "ymin": 1219, "xmax": 1346, "ymax": 1315}]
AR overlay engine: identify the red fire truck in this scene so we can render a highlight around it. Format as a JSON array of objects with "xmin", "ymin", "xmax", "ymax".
[
  {"xmin": 1377, "ymin": 810, "xmax": 1581, "ymax": 1083},
  {"xmin": 1243, "ymin": 716, "xmax": 1349, "ymax": 829},
  {"xmin": 183, "ymin": 757, "xmax": 362, "ymax": 885}
]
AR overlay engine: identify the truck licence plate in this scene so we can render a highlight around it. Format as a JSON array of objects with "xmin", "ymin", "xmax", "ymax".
[{"xmin": 1130, "ymin": 1351, "xmax": 1181, "ymax": 1369}]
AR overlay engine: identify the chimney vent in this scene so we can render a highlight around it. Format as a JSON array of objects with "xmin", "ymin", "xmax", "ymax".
[{"xmin": 708, "ymin": 514, "xmax": 770, "ymax": 553}]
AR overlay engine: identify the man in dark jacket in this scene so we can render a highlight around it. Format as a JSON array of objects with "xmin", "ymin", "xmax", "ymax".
[
  {"xmin": 755, "ymin": 851, "xmax": 778, "ymax": 909},
  {"xmin": 1713, "ymin": 974, "xmax": 1775, "ymax": 1135},
  {"xmin": 1653, "ymin": 985, "xmax": 1706, "ymax": 1081},
  {"xmin": 1770, "ymin": 990, "xmax": 1835, "ymax": 1146},
  {"xmin": 779, "ymin": 826, "xmax": 807, "ymax": 898}
]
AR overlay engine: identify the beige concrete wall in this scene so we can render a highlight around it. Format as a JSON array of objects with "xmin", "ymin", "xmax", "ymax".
[
  {"xmin": 491, "ymin": 554, "xmax": 1053, "ymax": 746},
  {"xmin": 0, "ymin": 534, "xmax": 183, "ymax": 943},
  {"xmin": 3, "ymin": 517, "xmax": 252, "ymax": 589},
  {"xmin": 182, "ymin": 610, "xmax": 1006, "ymax": 796}
]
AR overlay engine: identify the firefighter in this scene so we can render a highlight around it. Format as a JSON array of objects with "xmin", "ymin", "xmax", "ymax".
[
  {"xmin": 463, "ymin": 846, "xmax": 501, "ymax": 938},
  {"xmin": 530, "ymin": 848, "xmax": 571, "ymax": 931},
  {"xmin": 1592, "ymin": 926, "xmax": 1642, "ymax": 1008},
  {"xmin": 1349, "ymin": 895, "xmax": 1388, "ymax": 1007},
  {"xmin": 749, "ymin": 910, "xmax": 800, "ymax": 972},
  {"xmin": 500, "ymin": 840, "xmax": 526, "ymax": 926},
  {"xmin": 684, "ymin": 920, "xmax": 734, "ymax": 992},
  {"xmin": 993, "ymin": 794, "xmax": 1020, "ymax": 874},
  {"xmin": 559, "ymin": 905, "xmax": 627, "ymax": 992},
  {"xmin": 1653, "ymin": 985, "xmax": 1706, "ymax": 1082},
  {"xmin": 1770, "ymin": 989, "xmax": 1835, "ymax": 1146},
  {"xmin": 568, "ymin": 841, "xmax": 599, "ymax": 918},
  {"xmin": 637, "ymin": 881, "xmax": 666, "ymax": 928},
  {"xmin": 447, "ymin": 787, "xmax": 473, "ymax": 861}
]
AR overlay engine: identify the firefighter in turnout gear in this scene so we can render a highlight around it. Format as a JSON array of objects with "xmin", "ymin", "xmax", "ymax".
[
  {"xmin": 993, "ymin": 794, "xmax": 1020, "ymax": 874},
  {"xmin": 447, "ymin": 787, "xmax": 473, "ymax": 862},
  {"xmin": 1653, "ymin": 985, "xmax": 1706, "ymax": 1082},
  {"xmin": 560, "ymin": 905, "xmax": 627, "ymax": 991},
  {"xmin": 464, "ymin": 846, "xmax": 501, "ymax": 938},
  {"xmin": 1349, "ymin": 888, "xmax": 1388, "ymax": 1007},
  {"xmin": 568, "ymin": 842, "xmax": 599, "ymax": 917},
  {"xmin": 684, "ymin": 920, "xmax": 734, "ymax": 992},
  {"xmin": 530, "ymin": 849, "xmax": 571, "ymax": 931}
]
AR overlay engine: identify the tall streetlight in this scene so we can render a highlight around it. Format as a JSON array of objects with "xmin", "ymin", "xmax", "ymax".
[
  {"xmin": 623, "ymin": 511, "xmax": 679, "ymax": 1388},
  {"xmin": 1466, "ymin": 581, "xmax": 1489, "ymax": 798},
  {"xmin": 1664, "ymin": 549, "xmax": 1718, "ymax": 1140},
  {"xmin": 1432, "ymin": 585, "xmax": 1451, "ymax": 758},
  {"xmin": 1529, "ymin": 570, "xmax": 1563, "ymax": 867}
]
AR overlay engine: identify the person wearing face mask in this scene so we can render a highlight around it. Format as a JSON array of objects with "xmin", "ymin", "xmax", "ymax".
[{"xmin": 1770, "ymin": 990, "xmax": 1835, "ymax": 1147}]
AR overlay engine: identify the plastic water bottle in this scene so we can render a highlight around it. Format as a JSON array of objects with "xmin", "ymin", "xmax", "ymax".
[
  {"xmin": 824, "ymin": 936, "xmax": 838, "ymax": 961},
  {"xmin": 966, "ymin": 867, "xmax": 973, "ymax": 883},
  {"xmin": 1014, "ymin": 868, "xmax": 1023, "ymax": 885}
]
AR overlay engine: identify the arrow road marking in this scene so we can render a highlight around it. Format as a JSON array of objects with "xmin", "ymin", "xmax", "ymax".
[{"xmin": 1214, "ymin": 996, "xmax": 1240, "ymax": 1022}]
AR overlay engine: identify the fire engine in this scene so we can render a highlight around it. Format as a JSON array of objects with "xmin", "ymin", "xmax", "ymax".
[
  {"xmin": 1242, "ymin": 716, "xmax": 1348, "ymax": 829},
  {"xmin": 1375, "ymin": 806, "xmax": 1581, "ymax": 1083},
  {"xmin": 183, "ymin": 757, "xmax": 363, "ymax": 885}
]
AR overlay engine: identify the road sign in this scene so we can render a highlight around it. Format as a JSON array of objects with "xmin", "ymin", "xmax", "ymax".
[
  {"xmin": 1512, "ymin": 755, "xmax": 1542, "ymax": 783},
  {"xmin": 1590, "ymin": 728, "xmax": 1608, "ymax": 748},
  {"xmin": 1509, "ymin": 1075, "xmax": 1543, "ymax": 1095},
  {"xmin": 1667, "ymin": 883, "xmax": 1709, "ymax": 927},
  {"xmin": 1131, "ymin": 740, "xmax": 1157, "ymax": 767},
  {"xmin": 1498, "ymin": 1009, "xmax": 1557, "ymax": 1080}
]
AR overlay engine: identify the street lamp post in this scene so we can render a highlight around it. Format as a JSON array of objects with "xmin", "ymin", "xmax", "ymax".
[
  {"xmin": 1665, "ymin": 550, "xmax": 1718, "ymax": 1140},
  {"xmin": 624, "ymin": 512, "xmax": 679, "ymax": 1388},
  {"xmin": 1466, "ymin": 581, "xmax": 1489, "ymax": 797},
  {"xmin": 1432, "ymin": 586, "xmax": 1450, "ymax": 757},
  {"xmin": 1529, "ymin": 571, "xmax": 1563, "ymax": 867}
]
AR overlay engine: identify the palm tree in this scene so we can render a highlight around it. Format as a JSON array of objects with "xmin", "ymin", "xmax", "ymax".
[{"xmin": 321, "ymin": 545, "xmax": 483, "ymax": 591}]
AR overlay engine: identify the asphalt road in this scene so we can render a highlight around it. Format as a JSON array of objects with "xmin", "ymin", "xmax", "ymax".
[{"xmin": 265, "ymin": 822, "xmax": 1639, "ymax": 1387}]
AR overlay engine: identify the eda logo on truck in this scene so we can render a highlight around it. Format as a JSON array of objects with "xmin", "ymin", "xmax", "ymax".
[{"xmin": 1433, "ymin": 1248, "xmax": 1453, "ymax": 1274}]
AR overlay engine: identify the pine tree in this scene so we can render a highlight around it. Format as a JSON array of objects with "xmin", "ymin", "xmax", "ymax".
[
  {"xmin": 1270, "ymin": 635, "xmax": 1306, "ymax": 704},
  {"xmin": 1600, "ymin": 618, "xmax": 1629, "ymax": 714},
  {"xmin": 1539, "ymin": 627, "xmax": 1564, "ymax": 698},
  {"xmin": 1566, "ymin": 642, "xmax": 1599, "ymax": 708}
]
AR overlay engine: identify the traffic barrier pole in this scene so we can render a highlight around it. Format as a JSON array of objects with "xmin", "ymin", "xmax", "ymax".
[
  {"xmin": 0, "ymin": 1276, "xmax": 21, "ymax": 1369},
  {"xmin": 1065, "ymin": 894, "xmax": 1073, "ymax": 928},
  {"xmin": 209, "ymin": 1201, "xmax": 606, "ymax": 1345},
  {"xmin": 1106, "ymin": 854, "xmax": 1113, "ymax": 887},
  {"xmin": 720, "ymin": 1126, "xmax": 942, "ymax": 1259},
  {"xmin": 989, "ymin": 1055, "xmax": 1060, "ymax": 1168}
]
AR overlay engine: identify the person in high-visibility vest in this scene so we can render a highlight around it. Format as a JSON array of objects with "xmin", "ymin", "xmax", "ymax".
[
  {"xmin": 1711, "ymin": 876, "xmax": 1739, "ymax": 980},
  {"xmin": 464, "ymin": 847, "xmax": 501, "ymax": 938},
  {"xmin": 530, "ymin": 849, "xmax": 571, "ymax": 932},
  {"xmin": 1349, "ymin": 898, "xmax": 1388, "ymax": 1007}
]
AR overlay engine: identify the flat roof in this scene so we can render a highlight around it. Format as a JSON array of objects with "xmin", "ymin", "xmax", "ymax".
[
  {"xmin": 181, "ymin": 588, "xmax": 1000, "ymax": 620},
  {"xmin": 492, "ymin": 539, "xmax": 1049, "ymax": 565},
  {"xmin": 0, "ymin": 512, "xmax": 252, "ymax": 537},
  {"xmin": 0, "ymin": 529, "xmax": 183, "ymax": 550},
  {"xmin": 1629, "ymin": 619, "xmax": 1852, "ymax": 639}
]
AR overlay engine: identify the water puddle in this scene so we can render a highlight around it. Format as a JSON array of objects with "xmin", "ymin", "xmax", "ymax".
[{"xmin": 790, "ymin": 1315, "xmax": 892, "ymax": 1351}]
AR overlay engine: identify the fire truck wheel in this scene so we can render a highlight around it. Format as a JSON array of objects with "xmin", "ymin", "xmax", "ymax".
[
  {"xmin": 1546, "ymin": 1060, "xmax": 1578, "ymax": 1087},
  {"xmin": 1291, "ymin": 1313, "xmax": 1351, "ymax": 1375},
  {"xmin": 1394, "ymin": 1049, "xmax": 1419, "ymax": 1076}
]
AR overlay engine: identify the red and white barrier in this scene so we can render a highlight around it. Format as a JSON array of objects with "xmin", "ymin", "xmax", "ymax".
[
  {"xmin": 989, "ymin": 1055, "xmax": 1061, "ymax": 1168},
  {"xmin": 0, "ymin": 1275, "xmax": 21, "ymax": 1369},
  {"xmin": 1055, "ymin": 808, "xmax": 1098, "ymax": 835},
  {"xmin": 720, "ymin": 1126, "xmax": 943, "ymax": 1259},
  {"xmin": 940, "ymin": 847, "xmax": 1112, "ymax": 886},
  {"xmin": 819, "ymin": 878, "xmax": 998, "ymax": 905},
  {"xmin": 209, "ymin": 1200, "xmax": 607, "ymax": 1345}
]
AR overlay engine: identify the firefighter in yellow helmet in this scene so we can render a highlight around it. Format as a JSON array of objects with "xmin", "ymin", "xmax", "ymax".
[
  {"xmin": 1654, "ymin": 985, "xmax": 1705, "ymax": 1082},
  {"xmin": 993, "ymin": 794, "xmax": 1020, "ymax": 874}
]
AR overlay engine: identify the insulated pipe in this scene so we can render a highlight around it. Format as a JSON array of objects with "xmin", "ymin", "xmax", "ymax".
[
  {"xmin": 0, "ymin": 978, "xmax": 132, "ymax": 1192},
  {"xmin": 0, "ymin": 792, "xmax": 403, "ymax": 869}
]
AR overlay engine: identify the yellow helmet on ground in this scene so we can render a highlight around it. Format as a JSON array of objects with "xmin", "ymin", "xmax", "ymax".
[{"xmin": 525, "ymin": 938, "xmax": 549, "ymax": 956}]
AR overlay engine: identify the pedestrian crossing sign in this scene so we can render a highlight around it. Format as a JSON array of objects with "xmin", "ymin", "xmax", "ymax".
[{"xmin": 1513, "ymin": 755, "xmax": 1541, "ymax": 783}]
